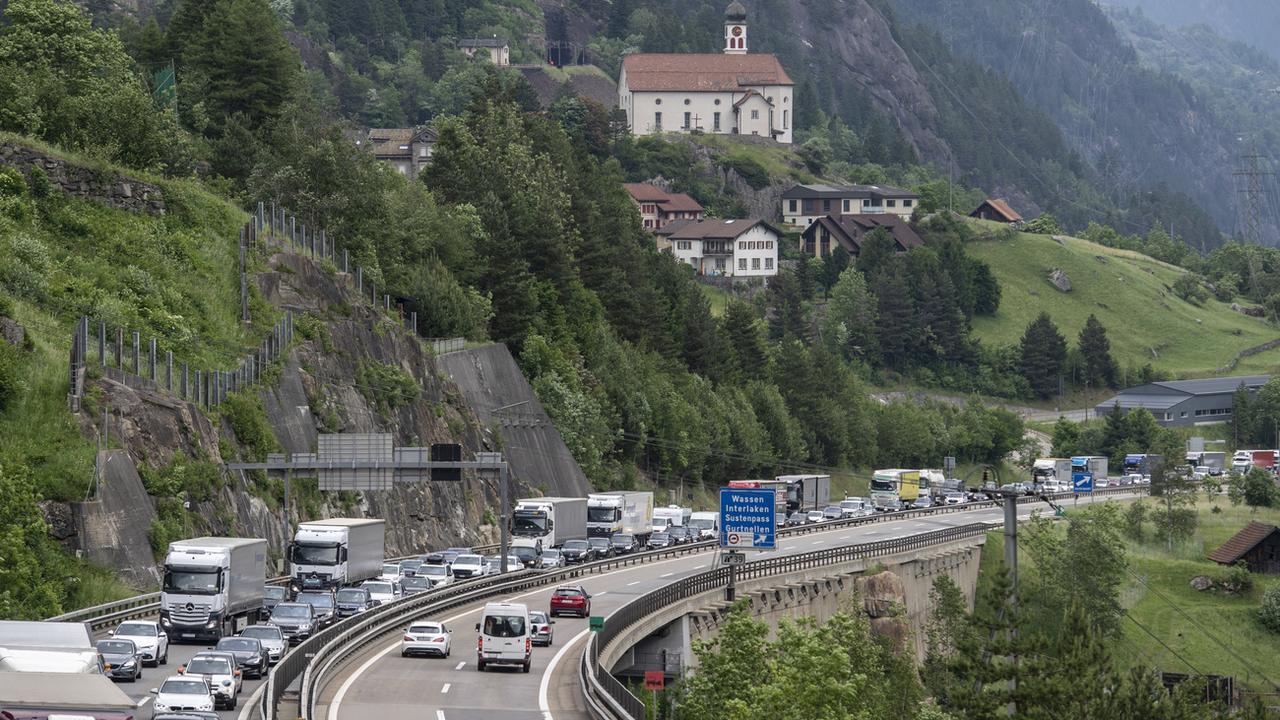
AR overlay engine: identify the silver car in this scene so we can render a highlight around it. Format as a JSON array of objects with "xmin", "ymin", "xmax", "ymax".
[{"xmin": 239, "ymin": 624, "xmax": 286, "ymax": 664}]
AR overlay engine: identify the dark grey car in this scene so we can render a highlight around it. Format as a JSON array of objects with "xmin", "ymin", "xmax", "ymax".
[
  {"xmin": 214, "ymin": 636, "xmax": 269, "ymax": 679},
  {"xmin": 269, "ymin": 602, "xmax": 316, "ymax": 644},
  {"xmin": 334, "ymin": 587, "xmax": 375, "ymax": 618},
  {"xmin": 296, "ymin": 590, "xmax": 337, "ymax": 628},
  {"xmin": 97, "ymin": 638, "xmax": 142, "ymax": 682}
]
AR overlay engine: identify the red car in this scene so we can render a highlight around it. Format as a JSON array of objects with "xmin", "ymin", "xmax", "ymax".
[{"xmin": 549, "ymin": 585, "xmax": 592, "ymax": 618}]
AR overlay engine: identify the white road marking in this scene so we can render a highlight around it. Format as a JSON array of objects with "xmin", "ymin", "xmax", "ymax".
[
  {"xmin": 454, "ymin": 661, "xmax": 465, "ymax": 670},
  {"xmin": 811, "ymin": 541, "xmax": 823, "ymax": 545},
  {"xmin": 659, "ymin": 572, "xmax": 673, "ymax": 578},
  {"xmin": 538, "ymin": 628, "xmax": 591, "ymax": 720},
  {"xmin": 627, "ymin": 581, "xmax": 641, "ymax": 586},
  {"xmin": 137, "ymin": 697, "xmax": 151, "ymax": 708},
  {"xmin": 441, "ymin": 683, "xmax": 451, "ymax": 694},
  {"xmin": 436, "ymin": 711, "xmax": 446, "ymax": 720}
]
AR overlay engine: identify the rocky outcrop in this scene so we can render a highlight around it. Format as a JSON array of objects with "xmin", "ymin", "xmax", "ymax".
[
  {"xmin": 0, "ymin": 317, "xmax": 24, "ymax": 347},
  {"xmin": 785, "ymin": 0, "xmax": 950, "ymax": 166},
  {"xmin": 72, "ymin": 451, "xmax": 160, "ymax": 588},
  {"xmin": 0, "ymin": 142, "xmax": 166, "ymax": 215},
  {"xmin": 855, "ymin": 570, "xmax": 911, "ymax": 654},
  {"xmin": 1048, "ymin": 267, "xmax": 1072, "ymax": 292},
  {"xmin": 74, "ymin": 247, "xmax": 557, "ymax": 580}
]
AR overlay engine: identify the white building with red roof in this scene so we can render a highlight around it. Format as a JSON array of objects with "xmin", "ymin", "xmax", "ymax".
[
  {"xmin": 618, "ymin": 2, "xmax": 794, "ymax": 144},
  {"xmin": 623, "ymin": 183, "xmax": 706, "ymax": 230}
]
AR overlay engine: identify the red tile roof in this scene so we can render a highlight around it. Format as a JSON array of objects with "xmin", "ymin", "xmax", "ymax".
[
  {"xmin": 1208, "ymin": 521, "xmax": 1280, "ymax": 564},
  {"xmin": 621, "ymin": 54, "xmax": 794, "ymax": 92},
  {"xmin": 666, "ymin": 218, "xmax": 780, "ymax": 240},
  {"xmin": 972, "ymin": 198, "xmax": 1023, "ymax": 222},
  {"xmin": 658, "ymin": 193, "xmax": 704, "ymax": 213},
  {"xmin": 624, "ymin": 183, "xmax": 669, "ymax": 203},
  {"xmin": 624, "ymin": 185, "xmax": 705, "ymax": 215}
]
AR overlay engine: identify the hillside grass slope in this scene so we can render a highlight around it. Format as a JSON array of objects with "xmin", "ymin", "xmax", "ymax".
[{"xmin": 965, "ymin": 223, "xmax": 1278, "ymax": 377}]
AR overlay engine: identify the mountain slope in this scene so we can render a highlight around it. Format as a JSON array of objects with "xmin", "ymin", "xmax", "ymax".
[{"xmin": 965, "ymin": 221, "xmax": 1277, "ymax": 377}]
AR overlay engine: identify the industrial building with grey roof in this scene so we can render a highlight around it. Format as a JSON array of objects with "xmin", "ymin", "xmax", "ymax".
[{"xmin": 1095, "ymin": 375, "xmax": 1270, "ymax": 427}]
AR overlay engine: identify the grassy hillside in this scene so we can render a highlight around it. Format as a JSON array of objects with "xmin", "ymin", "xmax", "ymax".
[{"xmin": 965, "ymin": 222, "xmax": 1279, "ymax": 377}]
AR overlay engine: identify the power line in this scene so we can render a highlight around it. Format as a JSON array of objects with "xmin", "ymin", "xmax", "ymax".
[{"xmin": 1122, "ymin": 610, "xmax": 1203, "ymax": 676}]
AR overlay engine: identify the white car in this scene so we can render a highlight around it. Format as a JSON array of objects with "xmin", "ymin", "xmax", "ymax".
[
  {"xmin": 417, "ymin": 563, "xmax": 452, "ymax": 588},
  {"xmin": 151, "ymin": 675, "xmax": 215, "ymax": 714},
  {"xmin": 180, "ymin": 653, "xmax": 239, "ymax": 709},
  {"xmin": 485, "ymin": 555, "xmax": 522, "ymax": 574},
  {"xmin": 361, "ymin": 580, "xmax": 398, "ymax": 606},
  {"xmin": 450, "ymin": 554, "xmax": 489, "ymax": 580},
  {"xmin": 805, "ymin": 510, "xmax": 825, "ymax": 524},
  {"xmin": 537, "ymin": 549, "xmax": 565, "ymax": 570},
  {"xmin": 401, "ymin": 621, "xmax": 452, "ymax": 657},
  {"xmin": 112, "ymin": 620, "xmax": 169, "ymax": 667},
  {"xmin": 378, "ymin": 562, "xmax": 403, "ymax": 584},
  {"xmin": 239, "ymin": 624, "xmax": 287, "ymax": 664}
]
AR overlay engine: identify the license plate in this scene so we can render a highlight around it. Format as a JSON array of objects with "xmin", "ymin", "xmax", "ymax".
[{"xmin": 181, "ymin": 633, "xmax": 196, "ymax": 638}]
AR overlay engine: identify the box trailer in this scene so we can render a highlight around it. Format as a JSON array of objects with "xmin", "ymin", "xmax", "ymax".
[
  {"xmin": 289, "ymin": 518, "xmax": 386, "ymax": 592},
  {"xmin": 775, "ymin": 474, "xmax": 832, "ymax": 511},
  {"xmin": 511, "ymin": 496, "xmax": 588, "ymax": 549},
  {"xmin": 0, "ymin": 672, "xmax": 139, "ymax": 718}
]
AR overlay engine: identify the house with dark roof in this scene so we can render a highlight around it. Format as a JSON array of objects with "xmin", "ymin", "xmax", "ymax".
[
  {"xmin": 781, "ymin": 184, "xmax": 919, "ymax": 227},
  {"xmin": 360, "ymin": 127, "xmax": 438, "ymax": 179},
  {"xmin": 1209, "ymin": 522, "xmax": 1280, "ymax": 573},
  {"xmin": 799, "ymin": 214, "xmax": 923, "ymax": 259},
  {"xmin": 459, "ymin": 37, "xmax": 510, "ymax": 66},
  {"xmin": 618, "ymin": 3, "xmax": 794, "ymax": 143},
  {"xmin": 971, "ymin": 198, "xmax": 1024, "ymax": 226},
  {"xmin": 1095, "ymin": 375, "xmax": 1270, "ymax": 427},
  {"xmin": 624, "ymin": 183, "xmax": 706, "ymax": 230},
  {"xmin": 654, "ymin": 218, "xmax": 780, "ymax": 277}
]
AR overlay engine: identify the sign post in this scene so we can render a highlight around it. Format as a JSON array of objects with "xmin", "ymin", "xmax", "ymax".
[
  {"xmin": 645, "ymin": 670, "xmax": 664, "ymax": 715},
  {"xmin": 719, "ymin": 488, "xmax": 776, "ymax": 601}
]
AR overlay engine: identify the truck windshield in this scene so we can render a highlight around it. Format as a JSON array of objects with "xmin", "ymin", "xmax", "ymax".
[
  {"xmin": 587, "ymin": 507, "xmax": 619, "ymax": 523},
  {"xmin": 688, "ymin": 518, "xmax": 713, "ymax": 530},
  {"xmin": 870, "ymin": 477, "xmax": 896, "ymax": 492},
  {"xmin": 512, "ymin": 510, "xmax": 549, "ymax": 534},
  {"xmin": 291, "ymin": 543, "xmax": 340, "ymax": 565},
  {"xmin": 163, "ymin": 568, "xmax": 221, "ymax": 595}
]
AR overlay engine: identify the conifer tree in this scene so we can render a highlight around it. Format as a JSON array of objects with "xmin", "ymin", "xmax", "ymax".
[
  {"xmin": 188, "ymin": 0, "xmax": 297, "ymax": 133},
  {"xmin": 1078, "ymin": 314, "xmax": 1117, "ymax": 389},
  {"xmin": 1019, "ymin": 312, "xmax": 1067, "ymax": 399}
]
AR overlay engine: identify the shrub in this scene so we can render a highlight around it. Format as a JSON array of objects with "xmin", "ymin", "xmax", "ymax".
[
  {"xmin": 355, "ymin": 361, "xmax": 420, "ymax": 412},
  {"xmin": 723, "ymin": 155, "xmax": 770, "ymax": 190},
  {"xmin": 1173, "ymin": 273, "xmax": 1209, "ymax": 305},
  {"xmin": 1217, "ymin": 561, "xmax": 1254, "ymax": 594},
  {"xmin": 1261, "ymin": 584, "xmax": 1280, "ymax": 633},
  {"xmin": 0, "ymin": 341, "xmax": 23, "ymax": 413},
  {"xmin": 0, "ymin": 292, "xmax": 13, "ymax": 318},
  {"xmin": 220, "ymin": 392, "xmax": 280, "ymax": 461}
]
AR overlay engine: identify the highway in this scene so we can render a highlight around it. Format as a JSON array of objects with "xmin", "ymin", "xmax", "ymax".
[{"xmin": 314, "ymin": 494, "xmax": 1122, "ymax": 720}]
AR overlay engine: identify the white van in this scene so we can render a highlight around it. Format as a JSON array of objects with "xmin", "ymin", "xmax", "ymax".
[{"xmin": 476, "ymin": 602, "xmax": 532, "ymax": 673}]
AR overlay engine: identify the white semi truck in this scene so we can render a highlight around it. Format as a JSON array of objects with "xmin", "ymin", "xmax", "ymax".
[
  {"xmin": 587, "ymin": 491, "xmax": 655, "ymax": 543},
  {"xmin": 511, "ymin": 497, "xmax": 588, "ymax": 552},
  {"xmin": 1032, "ymin": 458, "xmax": 1072, "ymax": 488},
  {"xmin": 0, "ymin": 621, "xmax": 102, "ymax": 674},
  {"xmin": 289, "ymin": 518, "xmax": 386, "ymax": 592},
  {"xmin": 160, "ymin": 537, "xmax": 267, "ymax": 641}
]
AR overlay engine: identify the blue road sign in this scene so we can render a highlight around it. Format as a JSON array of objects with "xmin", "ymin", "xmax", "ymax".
[
  {"xmin": 719, "ymin": 488, "xmax": 777, "ymax": 550},
  {"xmin": 1072, "ymin": 471, "xmax": 1094, "ymax": 492}
]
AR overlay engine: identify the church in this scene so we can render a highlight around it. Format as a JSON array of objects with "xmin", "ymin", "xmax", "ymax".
[{"xmin": 617, "ymin": 2, "xmax": 795, "ymax": 144}]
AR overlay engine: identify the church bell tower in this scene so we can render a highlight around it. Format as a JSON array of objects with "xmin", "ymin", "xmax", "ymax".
[{"xmin": 724, "ymin": 1, "xmax": 747, "ymax": 54}]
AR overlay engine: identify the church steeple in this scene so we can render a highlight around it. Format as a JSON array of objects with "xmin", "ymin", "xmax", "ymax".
[{"xmin": 724, "ymin": 1, "xmax": 747, "ymax": 54}]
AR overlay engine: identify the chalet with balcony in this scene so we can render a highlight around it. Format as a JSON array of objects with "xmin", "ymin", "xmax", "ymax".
[
  {"xmin": 656, "ymin": 218, "xmax": 780, "ymax": 278},
  {"xmin": 781, "ymin": 184, "xmax": 919, "ymax": 227},
  {"xmin": 800, "ymin": 214, "xmax": 924, "ymax": 259}
]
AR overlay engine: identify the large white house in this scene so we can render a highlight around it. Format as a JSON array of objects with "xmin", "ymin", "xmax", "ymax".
[
  {"xmin": 618, "ymin": 2, "xmax": 794, "ymax": 144},
  {"xmin": 656, "ymin": 219, "xmax": 781, "ymax": 278}
]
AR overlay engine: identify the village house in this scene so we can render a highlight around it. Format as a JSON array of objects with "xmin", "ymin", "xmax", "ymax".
[
  {"xmin": 781, "ymin": 184, "xmax": 919, "ymax": 227},
  {"xmin": 624, "ymin": 183, "xmax": 706, "ymax": 230},
  {"xmin": 459, "ymin": 38, "xmax": 510, "ymax": 66},
  {"xmin": 617, "ymin": 3, "xmax": 794, "ymax": 144},
  {"xmin": 359, "ymin": 127, "xmax": 438, "ymax": 179},
  {"xmin": 655, "ymin": 218, "xmax": 780, "ymax": 278},
  {"xmin": 970, "ymin": 198, "xmax": 1024, "ymax": 226},
  {"xmin": 799, "ymin": 214, "xmax": 924, "ymax": 259}
]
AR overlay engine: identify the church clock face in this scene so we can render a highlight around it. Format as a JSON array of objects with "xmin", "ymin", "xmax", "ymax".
[{"xmin": 731, "ymin": 25, "xmax": 743, "ymax": 37}]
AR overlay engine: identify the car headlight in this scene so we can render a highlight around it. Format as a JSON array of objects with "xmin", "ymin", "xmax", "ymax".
[
  {"xmin": 299, "ymin": 624, "xmax": 311, "ymax": 631},
  {"xmin": 122, "ymin": 660, "xmax": 136, "ymax": 668}
]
